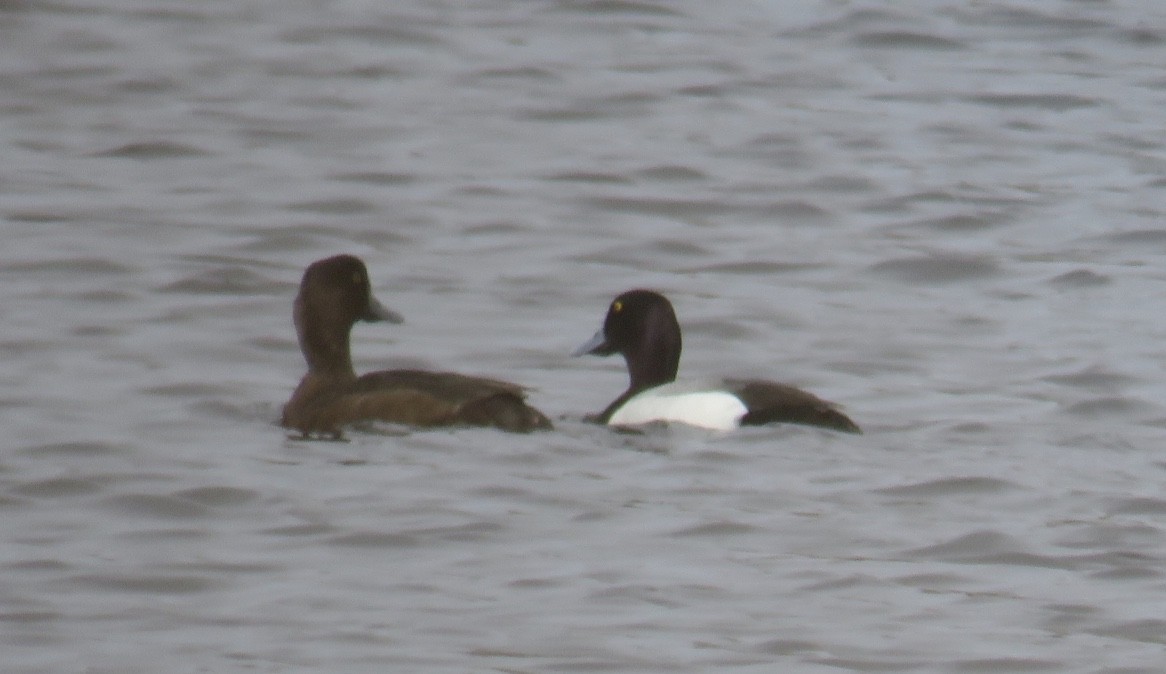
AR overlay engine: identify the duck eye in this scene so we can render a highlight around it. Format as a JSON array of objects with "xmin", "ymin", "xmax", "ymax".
[
  {"xmin": 352, "ymin": 271, "xmax": 364, "ymax": 286},
  {"xmin": 611, "ymin": 300, "xmax": 623, "ymax": 313}
]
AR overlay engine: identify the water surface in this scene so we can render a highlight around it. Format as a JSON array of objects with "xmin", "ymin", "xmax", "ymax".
[{"xmin": 3, "ymin": 1, "xmax": 1166, "ymax": 672}]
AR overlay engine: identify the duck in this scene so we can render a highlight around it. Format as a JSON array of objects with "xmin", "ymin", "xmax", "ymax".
[
  {"xmin": 281, "ymin": 254, "xmax": 552, "ymax": 437},
  {"xmin": 573, "ymin": 289, "xmax": 860, "ymax": 433}
]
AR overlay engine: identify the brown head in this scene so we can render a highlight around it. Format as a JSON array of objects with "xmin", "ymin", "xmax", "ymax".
[{"xmin": 293, "ymin": 255, "xmax": 402, "ymax": 376}]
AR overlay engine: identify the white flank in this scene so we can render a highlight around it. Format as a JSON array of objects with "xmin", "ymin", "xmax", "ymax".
[{"xmin": 607, "ymin": 385, "xmax": 748, "ymax": 431}]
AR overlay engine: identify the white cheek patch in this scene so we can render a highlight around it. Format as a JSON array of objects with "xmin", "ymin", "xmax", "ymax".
[{"xmin": 608, "ymin": 388, "xmax": 748, "ymax": 431}]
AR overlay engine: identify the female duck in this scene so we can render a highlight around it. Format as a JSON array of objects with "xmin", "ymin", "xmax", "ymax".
[
  {"xmin": 574, "ymin": 290, "xmax": 860, "ymax": 433},
  {"xmin": 282, "ymin": 255, "xmax": 551, "ymax": 437}
]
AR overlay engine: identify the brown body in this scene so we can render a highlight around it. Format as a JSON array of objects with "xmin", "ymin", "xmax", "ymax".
[{"xmin": 281, "ymin": 255, "xmax": 551, "ymax": 437}]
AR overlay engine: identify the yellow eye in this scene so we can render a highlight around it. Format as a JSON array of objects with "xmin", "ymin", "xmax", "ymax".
[
  {"xmin": 611, "ymin": 300, "xmax": 623, "ymax": 313},
  {"xmin": 352, "ymin": 271, "xmax": 363, "ymax": 285}
]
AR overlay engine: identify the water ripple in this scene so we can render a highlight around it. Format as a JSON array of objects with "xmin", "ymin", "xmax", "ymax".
[{"xmin": 870, "ymin": 253, "xmax": 1000, "ymax": 283}]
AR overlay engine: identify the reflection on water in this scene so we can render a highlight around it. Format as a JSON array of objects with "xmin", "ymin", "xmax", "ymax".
[{"xmin": 3, "ymin": 1, "xmax": 1166, "ymax": 672}]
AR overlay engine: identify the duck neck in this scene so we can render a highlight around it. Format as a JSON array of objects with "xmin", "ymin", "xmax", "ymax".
[
  {"xmin": 295, "ymin": 296, "xmax": 357, "ymax": 379},
  {"xmin": 625, "ymin": 316, "xmax": 680, "ymax": 393},
  {"xmin": 600, "ymin": 344, "xmax": 679, "ymax": 424}
]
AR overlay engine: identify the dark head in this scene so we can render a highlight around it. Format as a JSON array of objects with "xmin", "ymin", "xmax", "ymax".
[
  {"xmin": 573, "ymin": 289, "xmax": 682, "ymax": 391},
  {"xmin": 293, "ymin": 255, "xmax": 403, "ymax": 374}
]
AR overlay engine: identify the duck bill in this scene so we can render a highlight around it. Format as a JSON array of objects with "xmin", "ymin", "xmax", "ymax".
[
  {"xmin": 363, "ymin": 295, "xmax": 405, "ymax": 324},
  {"xmin": 572, "ymin": 328, "xmax": 613, "ymax": 357}
]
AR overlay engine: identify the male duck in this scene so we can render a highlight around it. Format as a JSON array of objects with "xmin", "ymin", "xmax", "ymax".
[
  {"xmin": 574, "ymin": 290, "xmax": 860, "ymax": 433},
  {"xmin": 282, "ymin": 255, "xmax": 551, "ymax": 437}
]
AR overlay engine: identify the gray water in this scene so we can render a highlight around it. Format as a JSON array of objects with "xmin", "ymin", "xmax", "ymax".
[{"xmin": 3, "ymin": 1, "xmax": 1166, "ymax": 672}]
